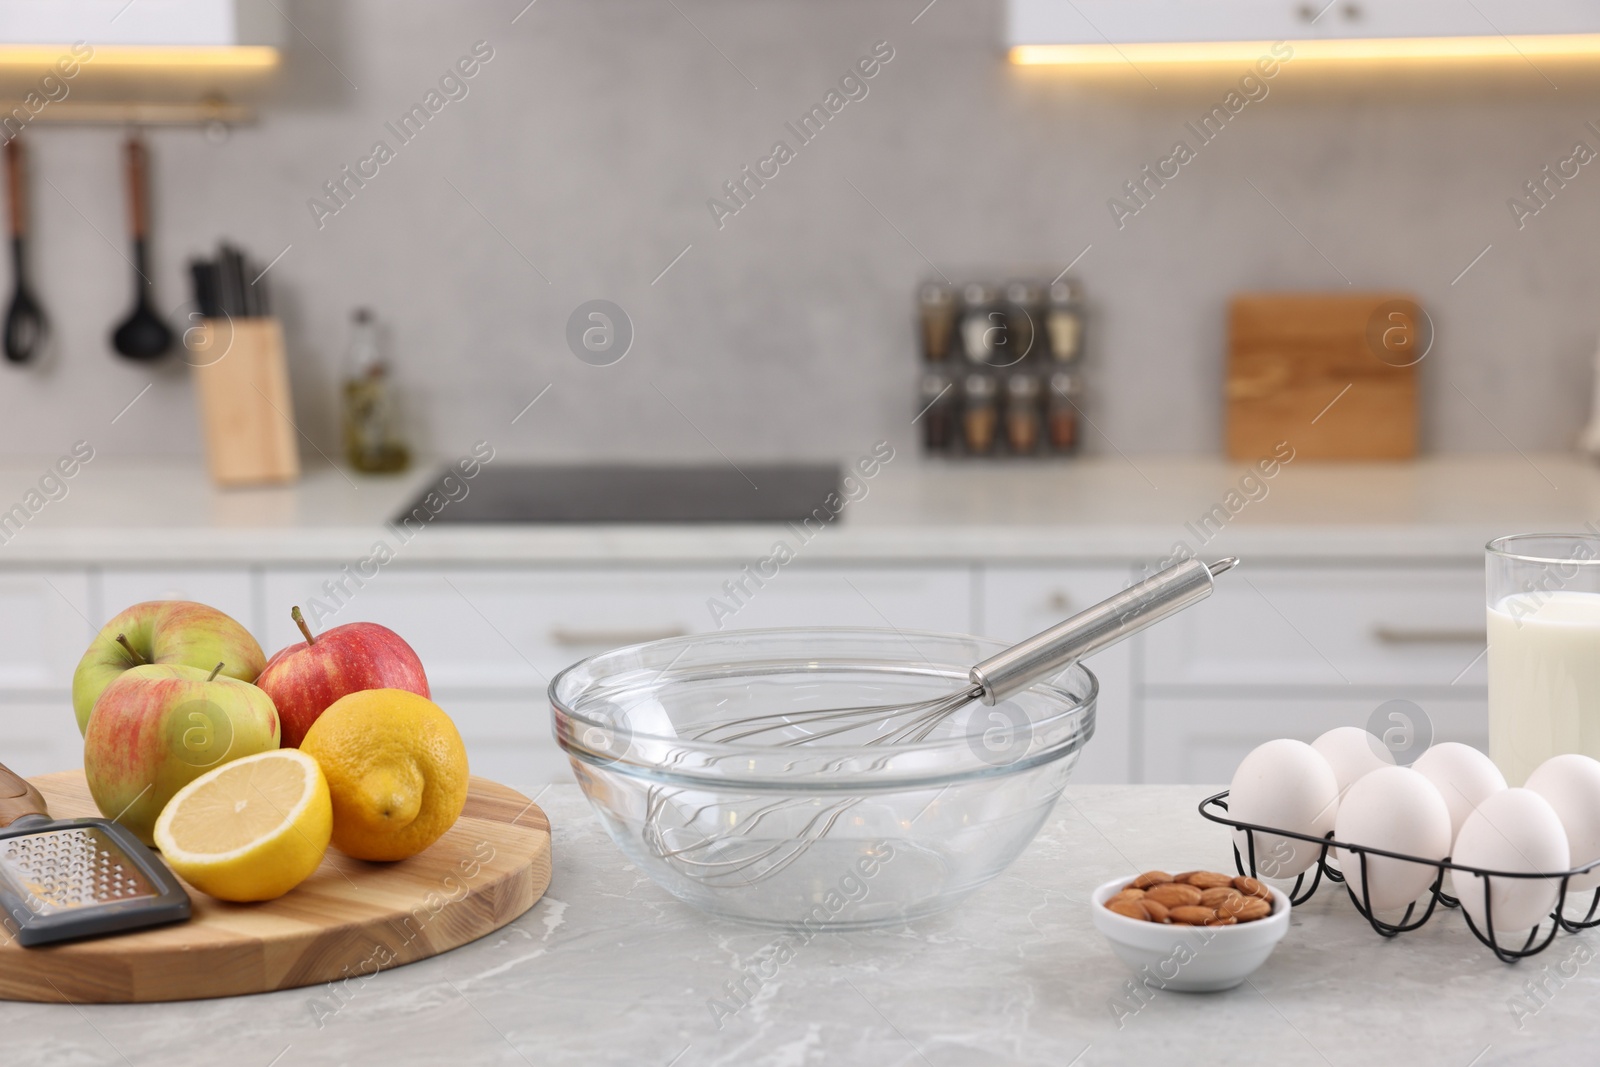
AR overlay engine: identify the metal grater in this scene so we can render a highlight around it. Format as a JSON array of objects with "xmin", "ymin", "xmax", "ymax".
[{"xmin": 0, "ymin": 766, "xmax": 190, "ymax": 947}]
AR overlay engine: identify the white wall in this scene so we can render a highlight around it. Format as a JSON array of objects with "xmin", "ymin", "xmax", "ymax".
[{"xmin": 2, "ymin": 0, "xmax": 1595, "ymax": 465}]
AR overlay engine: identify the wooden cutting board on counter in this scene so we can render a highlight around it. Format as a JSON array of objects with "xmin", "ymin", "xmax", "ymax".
[
  {"xmin": 1225, "ymin": 292, "xmax": 1422, "ymax": 461},
  {"xmin": 0, "ymin": 772, "xmax": 551, "ymax": 1004}
]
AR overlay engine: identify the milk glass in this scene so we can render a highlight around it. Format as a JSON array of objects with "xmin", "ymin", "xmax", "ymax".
[{"xmin": 1486, "ymin": 534, "xmax": 1600, "ymax": 785}]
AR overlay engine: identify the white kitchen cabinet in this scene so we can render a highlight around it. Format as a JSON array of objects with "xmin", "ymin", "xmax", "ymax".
[
  {"xmin": 980, "ymin": 565, "xmax": 1138, "ymax": 784},
  {"xmin": 261, "ymin": 565, "xmax": 975, "ymax": 691},
  {"xmin": 1141, "ymin": 565, "xmax": 1487, "ymax": 690},
  {"xmin": 98, "ymin": 568, "xmax": 259, "ymax": 636},
  {"xmin": 434, "ymin": 691, "xmax": 567, "ymax": 794},
  {"xmin": 0, "ymin": 700, "xmax": 85, "ymax": 778},
  {"xmin": 0, "ymin": 569, "xmax": 93, "ymax": 691},
  {"xmin": 1141, "ymin": 694, "xmax": 1489, "ymax": 784},
  {"xmin": 0, "ymin": 557, "xmax": 1501, "ymax": 790}
]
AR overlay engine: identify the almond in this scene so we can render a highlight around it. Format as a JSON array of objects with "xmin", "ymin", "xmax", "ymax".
[
  {"xmin": 1109, "ymin": 888, "xmax": 1146, "ymax": 903},
  {"xmin": 1167, "ymin": 905, "xmax": 1216, "ymax": 925},
  {"xmin": 1232, "ymin": 897, "xmax": 1273, "ymax": 922},
  {"xmin": 1206, "ymin": 915, "xmax": 1238, "ymax": 927},
  {"xmin": 1232, "ymin": 876, "xmax": 1272, "ymax": 900},
  {"xmin": 1130, "ymin": 870, "xmax": 1173, "ymax": 889},
  {"xmin": 1201, "ymin": 887, "xmax": 1246, "ymax": 912},
  {"xmin": 1142, "ymin": 899, "xmax": 1171, "ymax": 923},
  {"xmin": 1106, "ymin": 898, "xmax": 1150, "ymax": 921},
  {"xmin": 1144, "ymin": 883, "xmax": 1203, "ymax": 908},
  {"xmin": 1184, "ymin": 871, "xmax": 1235, "ymax": 890}
]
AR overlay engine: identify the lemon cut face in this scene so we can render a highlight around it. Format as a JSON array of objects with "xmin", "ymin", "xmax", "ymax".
[{"xmin": 153, "ymin": 749, "xmax": 332, "ymax": 902}]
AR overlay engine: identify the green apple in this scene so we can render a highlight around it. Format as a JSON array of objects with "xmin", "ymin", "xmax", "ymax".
[
  {"xmin": 72, "ymin": 601, "xmax": 266, "ymax": 737},
  {"xmin": 83, "ymin": 662, "xmax": 281, "ymax": 844}
]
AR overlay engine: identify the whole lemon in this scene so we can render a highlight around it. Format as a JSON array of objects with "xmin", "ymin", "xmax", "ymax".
[{"xmin": 300, "ymin": 688, "xmax": 469, "ymax": 861}]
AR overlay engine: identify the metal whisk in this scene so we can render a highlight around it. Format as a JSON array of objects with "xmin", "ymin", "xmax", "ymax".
[{"xmin": 643, "ymin": 556, "xmax": 1238, "ymax": 887}]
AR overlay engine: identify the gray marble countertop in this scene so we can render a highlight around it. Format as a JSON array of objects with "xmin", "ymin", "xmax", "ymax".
[
  {"xmin": 4, "ymin": 785, "xmax": 1593, "ymax": 1066},
  {"xmin": 0, "ymin": 454, "xmax": 1593, "ymax": 564}
]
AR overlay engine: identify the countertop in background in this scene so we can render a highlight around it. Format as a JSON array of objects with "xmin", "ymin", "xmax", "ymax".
[
  {"xmin": 2, "ymin": 784, "xmax": 1587, "ymax": 1066},
  {"xmin": 0, "ymin": 454, "xmax": 1593, "ymax": 565}
]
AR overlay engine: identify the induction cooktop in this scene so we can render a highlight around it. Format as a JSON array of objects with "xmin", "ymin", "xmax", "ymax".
[{"xmin": 398, "ymin": 463, "xmax": 841, "ymax": 524}]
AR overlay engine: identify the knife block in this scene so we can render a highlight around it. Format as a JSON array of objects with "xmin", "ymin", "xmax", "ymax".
[{"xmin": 188, "ymin": 317, "xmax": 302, "ymax": 487}]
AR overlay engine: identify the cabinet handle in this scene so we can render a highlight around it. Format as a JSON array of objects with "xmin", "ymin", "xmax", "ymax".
[
  {"xmin": 1372, "ymin": 626, "xmax": 1486, "ymax": 645},
  {"xmin": 548, "ymin": 626, "xmax": 690, "ymax": 648}
]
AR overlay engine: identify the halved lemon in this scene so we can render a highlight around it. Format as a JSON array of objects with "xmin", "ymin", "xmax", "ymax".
[{"xmin": 153, "ymin": 749, "xmax": 333, "ymax": 902}]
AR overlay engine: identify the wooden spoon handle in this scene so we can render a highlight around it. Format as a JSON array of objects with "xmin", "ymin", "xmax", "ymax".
[
  {"xmin": 125, "ymin": 136, "xmax": 148, "ymax": 240},
  {"xmin": 5, "ymin": 139, "xmax": 23, "ymax": 239},
  {"xmin": 0, "ymin": 762, "xmax": 49, "ymax": 828}
]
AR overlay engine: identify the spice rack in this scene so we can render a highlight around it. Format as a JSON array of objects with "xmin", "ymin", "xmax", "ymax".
[
  {"xmin": 1199, "ymin": 791, "xmax": 1600, "ymax": 962},
  {"xmin": 915, "ymin": 277, "xmax": 1085, "ymax": 457}
]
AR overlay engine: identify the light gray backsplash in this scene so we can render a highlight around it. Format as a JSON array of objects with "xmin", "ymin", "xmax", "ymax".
[{"xmin": 5, "ymin": 0, "xmax": 1597, "ymax": 464}]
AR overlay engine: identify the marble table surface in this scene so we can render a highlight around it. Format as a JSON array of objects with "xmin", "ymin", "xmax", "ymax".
[{"xmin": 3, "ymin": 784, "xmax": 1594, "ymax": 1066}]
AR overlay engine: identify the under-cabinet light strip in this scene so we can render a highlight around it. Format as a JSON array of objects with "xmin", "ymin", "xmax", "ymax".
[
  {"xmin": 0, "ymin": 45, "xmax": 279, "ymax": 70},
  {"xmin": 1009, "ymin": 34, "xmax": 1600, "ymax": 66}
]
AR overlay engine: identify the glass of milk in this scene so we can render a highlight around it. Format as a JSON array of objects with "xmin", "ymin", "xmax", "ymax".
[{"xmin": 1487, "ymin": 533, "xmax": 1600, "ymax": 785}]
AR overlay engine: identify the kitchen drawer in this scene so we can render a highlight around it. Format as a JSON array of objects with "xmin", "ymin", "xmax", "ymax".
[
  {"xmin": 261, "ymin": 566, "xmax": 974, "ymax": 690},
  {"xmin": 0, "ymin": 570, "xmax": 93, "ymax": 690},
  {"xmin": 0, "ymin": 700, "xmax": 85, "ymax": 778},
  {"xmin": 433, "ymin": 691, "xmax": 567, "ymax": 791},
  {"xmin": 1142, "ymin": 566, "xmax": 1486, "ymax": 690},
  {"xmin": 1141, "ymin": 694, "xmax": 1489, "ymax": 784},
  {"xmin": 99, "ymin": 568, "xmax": 258, "ymax": 636},
  {"xmin": 981, "ymin": 565, "xmax": 1139, "ymax": 784}
]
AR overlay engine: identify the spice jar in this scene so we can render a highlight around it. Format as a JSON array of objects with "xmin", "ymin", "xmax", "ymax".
[
  {"xmin": 960, "ymin": 284, "xmax": 1004, "ymax": 366},
  {"xmin": 919, "ymin": 371, "xmax": 956, "ymax": 452},
  {"xmin": 963, "ymin": 373, "xmax": 999, "ymax": 455},
  {"xmin": 917, "ymin": 283, "xmax": 956, "ymax": 362},
  {"xmin": 1045, "ymin": 281, "xmax": 1084, "ymax": 363},
  {"xmin": 1047, "ymin": 371, "xmax": 1082, "ymax": 453},
  {"xmin": 1005, "ymin": 374, "xmax": 1042, "ymax": 455},
  {"xmin": 1003, "ymin": 281, "xmax": 1042, "ymax": 367}
]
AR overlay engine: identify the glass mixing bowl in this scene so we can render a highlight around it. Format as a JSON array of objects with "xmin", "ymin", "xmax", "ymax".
[{"xmin": 550, "ymin": 627, "xmax": 1095, "ymax": 927}]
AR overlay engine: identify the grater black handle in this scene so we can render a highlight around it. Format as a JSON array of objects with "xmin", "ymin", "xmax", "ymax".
[{"xmin": 0, "ymin": 762, "xmax": 48, "ymax": 828}]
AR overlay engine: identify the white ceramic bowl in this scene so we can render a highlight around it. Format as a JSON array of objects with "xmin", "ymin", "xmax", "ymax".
[{"xmin": 1090, "ymin": 876, "xmax": 1291, "ymax": 992}]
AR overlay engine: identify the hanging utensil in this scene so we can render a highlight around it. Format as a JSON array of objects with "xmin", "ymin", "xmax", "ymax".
[
  {"xmin": 110, "ymin": 136, "xmax": 173, "ymax": 361},
  {"xmin": 3, "ymin": 139, "xmax": 46, "ymax": 365}
]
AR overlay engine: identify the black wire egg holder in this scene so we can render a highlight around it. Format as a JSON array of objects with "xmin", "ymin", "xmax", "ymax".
[{"xmin": 1199, "ymin": 790, "xmax": 1600, "ymax": 963}]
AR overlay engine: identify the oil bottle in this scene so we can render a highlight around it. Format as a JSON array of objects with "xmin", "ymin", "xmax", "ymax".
[{"xmin": 340, "ymin": 308, "xmax": 411, "ymax": 474}]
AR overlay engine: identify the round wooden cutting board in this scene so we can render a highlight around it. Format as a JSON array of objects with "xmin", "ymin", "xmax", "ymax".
[{"xmin": 0, "ymin": 771, "xmax": 552, "ymax": 1004}]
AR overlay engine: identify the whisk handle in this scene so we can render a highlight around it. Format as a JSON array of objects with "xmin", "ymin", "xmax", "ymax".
[{"xmin": 970, "ymin": 557, "xmax": 1233, "ymax": 705}]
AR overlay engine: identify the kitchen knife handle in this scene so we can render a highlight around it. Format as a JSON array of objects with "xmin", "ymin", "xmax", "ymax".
[{"xmin": 0, "ymin": 762, "xmax": 48, "ymax": 828}]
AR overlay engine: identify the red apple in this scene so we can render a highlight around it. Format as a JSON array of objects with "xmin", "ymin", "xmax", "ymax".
[{"xmin": 256, "ymin": 607, "xmax": 430, "ymax": 748}]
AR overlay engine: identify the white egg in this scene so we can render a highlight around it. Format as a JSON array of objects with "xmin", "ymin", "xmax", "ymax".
[
  {"xmin": 1412, "ymin": 742, "xmax": 1508, "ymax": 843},
  {"xmin": 1228, "ymin": 738, "xmax": 1340, "ymax": 878},
  {"xmin": 1312, "ymin": 727, "xmax": 1395, "ymax": 800},
  {"xmin": 1333, "ymin": 766, "xmax": 1453, "ymax": 913},
  {"xmin": 1453, "ymin": 789, "xmax": 1571, "ymax": 936},
  {"xmin": 1525, "ymin": 754, "xmax": 1600, "ymax": 894}
]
